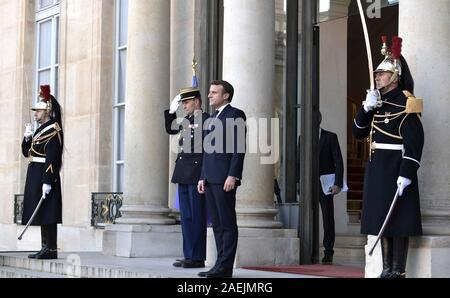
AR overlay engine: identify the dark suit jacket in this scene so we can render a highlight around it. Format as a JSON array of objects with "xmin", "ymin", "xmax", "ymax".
[
  {"xmin": 320, "ymin": 129, "xmax": 344, "ymax": 190},
  {"xmin": 200, "ymin": 104, "xmax": 246, "ymax": 185}
]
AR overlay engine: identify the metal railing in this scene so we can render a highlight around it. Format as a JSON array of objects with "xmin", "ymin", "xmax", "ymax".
[
  {"xmin": 14, "ymin": 194, "xmax": 24, "ymax": 225},
  {"xmin": 14, "ymin": 192, "xmax": 123, "ymax": 229},
  {"xmin": 91, "ymin": 192, "xmax": 123, "ymax": 229}
]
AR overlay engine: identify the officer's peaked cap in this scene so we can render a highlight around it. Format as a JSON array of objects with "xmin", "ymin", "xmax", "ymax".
[{"xmin": 179, "ymin": 87, "xmax": 201, "ymax": 102}]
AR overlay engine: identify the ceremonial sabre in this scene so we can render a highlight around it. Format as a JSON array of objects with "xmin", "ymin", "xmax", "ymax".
[
  {"xmin": 25, "ymin": 71, "xmax": 32, "ymax": 124},
  {"xmin": 357, "ymin": 0, "xmax": 375, "ymax": 90},
  {"xmin": 18, "ymin": 195, "xmax": 45, "ymax": 240},
  {"xmin": 369, "ymin": 187, "xmax": 400, "ymax": 256}
]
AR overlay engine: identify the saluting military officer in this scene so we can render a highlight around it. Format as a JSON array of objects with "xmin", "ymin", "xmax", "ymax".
[
  {"xmin": 164, "ymin": 87, "xmax": 209, "ymax": 269},
  {"xmin": 22, "ymin": 85, "xmax": 64, "ymax": 260},
  {"xmin": 352, "ymin": 36, "xmax": 424, "ymax": 278}
]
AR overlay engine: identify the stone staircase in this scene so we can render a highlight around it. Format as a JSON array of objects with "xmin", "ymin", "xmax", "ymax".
[
  {"xmin": 346, "ymin": 165, "xmax": 365, "ymax": 223},
  {"xmin": 0, "ymin": 253, "xmax": 166, "ymax": 278},
  {"xmin": 0, "ymin": 266, "xmax": 67, "ymax": 278},
  {"xmin": 0, "ymin": 252, "xmax": 305, "ymax": 278}
]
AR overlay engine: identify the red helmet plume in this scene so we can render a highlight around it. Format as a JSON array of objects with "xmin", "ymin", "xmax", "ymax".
[
  {"xmin": 391, "ymin": 36, "xmax": 403, "ymax": 60},
  {"xmin": 39, "ymin": 85, "xmax": 52, "ymax": 102}
]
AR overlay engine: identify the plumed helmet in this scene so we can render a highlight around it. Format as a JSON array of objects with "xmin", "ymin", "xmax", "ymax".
[
  {"xmin": 31, "ymin": 85, "xmax": 63, "ymax": 128},
  {"xmin": 374, "ymin": 36, "xmax": 403, "ymax": 86},
  {"xmin": 32, "ymin": 85, "xmax": 53, "ymax": 111}
]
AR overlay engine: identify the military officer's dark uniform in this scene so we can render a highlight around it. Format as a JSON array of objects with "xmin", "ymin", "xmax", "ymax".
[
  {"xmin": 164, "ymin": 88, "xmax": 209, "ymax": 268},
  {"xmin": 22, "ymin": 86, "xmax": 63, "ymax": 260},
  {"xmin": 353, "ymin": 36, "xmax": 424, "ymax": 278}
]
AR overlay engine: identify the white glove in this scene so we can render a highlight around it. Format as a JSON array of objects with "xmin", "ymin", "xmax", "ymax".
[
  {"xmin": 169, "ymin": 94, "xmax": 181, "ymax": 114},
  {"xmin": 24, "ymin": 123, "xmax": 34, "ymax": 141},
  {"xmin": 42, "ymin": 184, "xmax": 52, "ymax": 199},
  {"xmin": 397, "ymin": 176, "xmax": 411, "ymax": 197},
  {"xmin": 363, "ymin": 89, "xmax": 381, "ymax": 112}
]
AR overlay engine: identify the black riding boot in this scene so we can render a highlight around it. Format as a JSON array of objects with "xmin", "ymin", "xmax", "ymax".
[
  {"xmin": 36, "ymin": 224, "xmax": 58, "ymax": 260},
  {"xmin": 379, "ymin": 237, "xmax": 393, "ymax": 278},
  {"xmin": 28, "ymin": 225, "xmax": 48, "ymax": 259},
  {"xmin": 390, "ymin": 237, "xmax": 408, "ymax": 278}
]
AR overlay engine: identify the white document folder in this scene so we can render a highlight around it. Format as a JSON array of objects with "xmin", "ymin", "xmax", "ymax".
[{"xmin": 320, "ymin": 173, "xmax": 349, "ymax": 196}]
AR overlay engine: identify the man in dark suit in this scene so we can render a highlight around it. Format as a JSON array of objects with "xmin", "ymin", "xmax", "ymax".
[
  {"xmin": 197, "ymin": 80, "xmax": 246, "ymax": 278},
  {"xmin": 164, "ymin": 87, "xmax": 209, "ymax": 269},
  {"xmin": 319, "ymin": 112, "xmax": 344, "ymax": 265}
]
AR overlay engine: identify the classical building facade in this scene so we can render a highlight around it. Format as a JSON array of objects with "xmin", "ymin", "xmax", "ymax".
[{"xmin": 0, "ymin": 0, "xmax": 449, "ymax": 277}]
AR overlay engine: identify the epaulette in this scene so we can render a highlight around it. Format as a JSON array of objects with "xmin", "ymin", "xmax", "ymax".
[{"xmin": 403, "ymin": 90, "xmax": 423, "ymax": 114}]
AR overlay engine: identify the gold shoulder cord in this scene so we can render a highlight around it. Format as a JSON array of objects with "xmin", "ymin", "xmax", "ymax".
[
  {"xmin": 368, "ymin": 91, "xmax": 424, "ymax": 159},
  {"xmin": 30, "ymin": 125, "xmax": 63, "ymax": 158}
]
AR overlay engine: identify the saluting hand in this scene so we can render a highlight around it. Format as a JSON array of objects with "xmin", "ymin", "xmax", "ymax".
[
  {"xmin": 224, "ymin": 176, "xmax": 236, "ymax": 193},
  {"xmin": 169, "ymin": 94, "xmax": 181, "ymax": 114}
]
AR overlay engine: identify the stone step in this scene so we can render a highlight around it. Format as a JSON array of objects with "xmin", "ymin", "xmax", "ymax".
[
  {"xmin": 334, "ymin": 235, "xmax": 367, "ymax": 247},
  {"xmin": 320, "ymin": 235, "xmax": 366, "ymax": 268},
  {"xmin": 332, "ymin": 247, "xmax": 365, "ymax": 267},
  {"xmin": 0, "ymin": 252, "xmax": 305, "ymax": 278},
  {"xmin": 0, "ymin": 266, "xmax": 67, "ymax": 278},
  {"xmin": 347, "ymin": 190, "xmax": 363, "ymax": 201},
  {"xmin": 0, "ymin": 253, "xmax": 159, "ymax": 278}
]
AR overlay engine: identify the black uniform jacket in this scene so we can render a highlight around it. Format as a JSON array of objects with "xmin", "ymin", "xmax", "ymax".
[
  {"xmin": 352, "ymin": 88, "xmax": 424, "ymax": 237},
  {"xmin": 21, "ymin": 119, "xmax": 63, "ymax": 225},
  {"xmin": 164, "ymin": 110, "xmax": 209, "ymax": 185}
]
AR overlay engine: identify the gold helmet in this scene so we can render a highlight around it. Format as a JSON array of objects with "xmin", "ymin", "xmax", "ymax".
[
  {"xmin": 32, "ymin": 85, "xmax": 52, "ymax": 111},
  {"xmin": 374, "ymin": 36, "xmax": 403, "ymax": 88}
]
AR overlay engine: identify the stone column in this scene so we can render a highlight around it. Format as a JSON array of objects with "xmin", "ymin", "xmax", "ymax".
[
  {"xmin": 211, "ymin": 0, "xmax": 298, "ymax": 267},
  {"xmin": 400, "ymin": 0, "xmax": 450, "ymax": 235},
  {"xmin": 168, "ymin": 0, "xmax": 195, "ymax": 216},
  {"xmin": 398, "ymin": 0, "xmax": 450, "ymax": 277},
  {"xmin": 103, "ymin": 0, "xmax": 182, "ymax": 258},
  {"xmin": 364, "ymin": 0, "xmax": 450, "ymax": 278}
]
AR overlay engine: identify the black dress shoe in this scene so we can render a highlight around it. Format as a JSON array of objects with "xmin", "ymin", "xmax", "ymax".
[
  {"xmin": 36, "ymin": 247, "xmax": 58, "ymax": 260},
  {"xmin": 183, "ymin": 260, "xmax": 205, "ymax": 268},
  {"xmin": 321, "ymin": 254, "xmax": 333, "ymax": 265},
  {"xmin": 173, "ymin": 259, "xmax": 187, "ymax": 267},
  {"xmin": 28, "ymin": 246, "xmax": 47, "ymax": 259},
  {"xmin": 198, "ymin": 267, "xmax": 216, "ymax": 277},
  {"xmin": 379, "ymin": 270, "xmax": 392, "ymax": 278},
  {"xmin": 389, "ymin": 271, "xmax": 406, "ymax": 278},
  {"xmin": 28, "ymin": 251, "xmax": 40, "ymax": 259},
  {"xmin": 206, "ymin": 267, "xmax": 233, "ymax": 278}
]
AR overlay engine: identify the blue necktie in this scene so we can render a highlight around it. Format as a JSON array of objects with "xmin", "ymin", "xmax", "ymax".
[{"xmin": 208, "ymin": 110, "xmax": 219, "ymax": 131}]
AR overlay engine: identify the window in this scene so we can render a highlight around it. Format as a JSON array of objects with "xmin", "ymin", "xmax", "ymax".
[
  {"xmin": 38, "ymin": 0, "xmax": 59, "ymax": 10},
  {"xmin": 35, "ymin": 0, "xmax": 60, "ymax": 100},
  {"xmin": 113, "ymin": 0, "xmax": 128, "ymax": 192}
]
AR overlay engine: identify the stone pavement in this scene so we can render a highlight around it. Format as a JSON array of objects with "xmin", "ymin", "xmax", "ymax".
[{"xmin": 0, "ymin": 252, "xmax": 323, "ymax": 278}]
